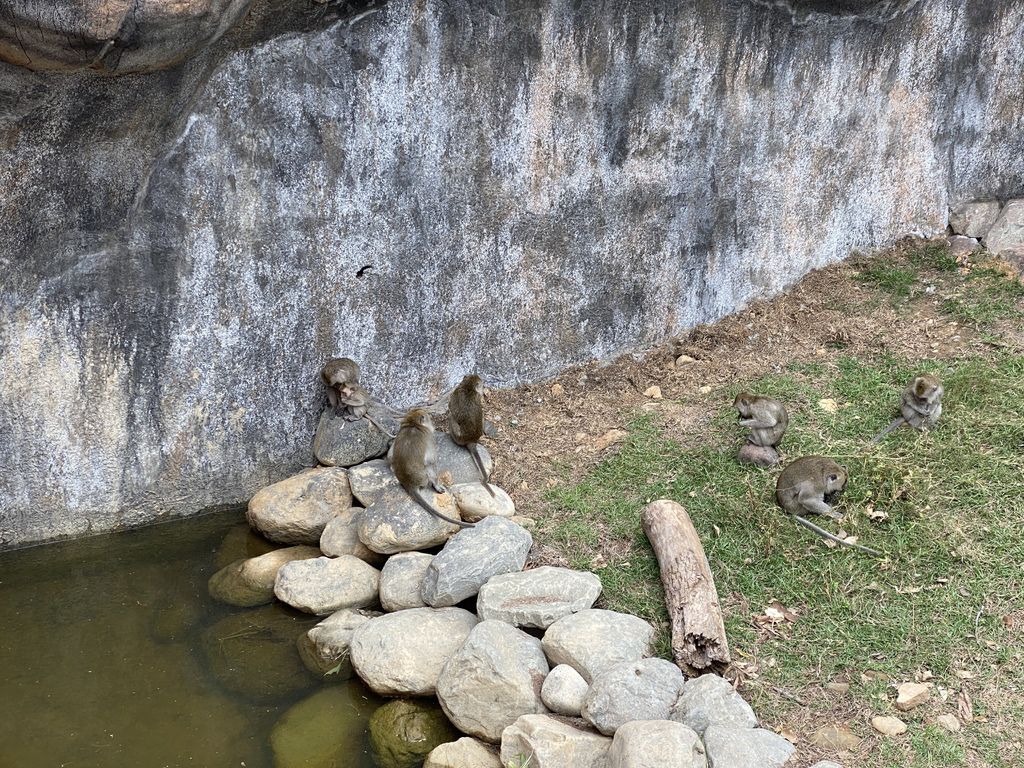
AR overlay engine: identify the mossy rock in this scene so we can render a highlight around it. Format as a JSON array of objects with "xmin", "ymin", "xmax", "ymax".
[
  {"xmin": 214, "ymin": 523, "xmax": 279, "ymax": 570},
  {"xmin": 270, "ymin": 686, "xmax": 376, "ymax": 768},
  {"xmin": 369, "ymin": 698, "xmax": 459, "ymax": 768}
]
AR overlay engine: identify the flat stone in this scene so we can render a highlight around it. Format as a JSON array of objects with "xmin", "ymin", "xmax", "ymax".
[
  {"xmin": 737, "ymin": 444, "xmax": 780, "ymax": 467},
  {"xmin": 380, "ymin": 551, "xmax": 434, "ymax": 612},
  {"xmin": 984, "ymin": 198, "xmax": 1024, "ymax": 254},
  {"xmin": 542, "ymin": 609, "xmax": 655, "ymax": 683},
  {"xmin": 319, "ymin": 507, "xmax": 384, "ymax": 564},
  {"xmin": 670, "ymin": 674, "xmax": 757, "ymax": 735},
  {"xmin": 949, "ymin": 200, "xmax": 1000, "ymax": 238},
  {"xmin": 702, "ymin": 726, "xmax": 794, "ymax": 768},
  {"xmin": 609, "ymin": 720, "xmax": 707, "ymax": 768},
  {"xmin": 895, "ymin": 681, "xmax": 931, "ymax": 711},
  {"xmin": 270, "ymin": 687, "xmax": 376, "ymax": 768},
  {"xmin": 208, "ymin": 545, "xmax": 321, "ymax": 607},
  {"xmin": 436, "ymin": 620, "xmax": 549, "ymax": 743},
  {"xmin": 541, "ymin": 664, "xmax": 590, "ymax": 717},
  {"xmin": 369, "ymin": 699, "xmax": 459, "ymax": 768},
  {"xmin": 582, "ymin": 658, "xmax": 686, "ymax": 735},
  {"xmin": 422, "ymin": 517, "xmax": 533, "ymax": 608},
  {"xmin": 247, "ymin": 467, "xmax": 352, "ymax": 545},
  {"xmin": 477, "ymin": 566, "xmax": 602, "ymax": 629},
  {"xmin": 424, "ymin": 737, "xmax": 502, "ymax": 768},
  {"xmin": 358, "ymin": 485, "xmax": 465, "ymax": 555},
  {"xmin": 349, "ymin": 607, "xmax": 478, "ymax": 695},
  {"xmin": 273, "ymin": 555, "xmax": 380, "ymax": 615},
  {"xmin": 808, "ymin": 763, "xmax": 845, "ymax": 768},
  {"xmin": 500, "ymin": 714, "xmax": 612, "ymax": 768},
  {"xmin": 296, "ymin": 608, "xmax": 378, "ymax": 679},
  {"xmin": 947, "ymin": 235, "xmax": 980, "ymax": 258},
  {"xmin": 348, "ymin": 459, "xmax": 396, "ymax": 507},
  {"xmin": 451, "ymin": 482, "xmax": 516, "ymax": 521},
  {"xmin": 810, "ymin": 724, "xmax": 863, "ymax": 750},
  {"xmin": 870, "ymin": 716, "xmax": 907, "ymax": 736},
  {"xmin": 313, "ymin": 409, "xmax": 394, "ymax": 467},
  {"xmin": 935, "ymin": 713, "xmax": 961, "ymax": 733}
]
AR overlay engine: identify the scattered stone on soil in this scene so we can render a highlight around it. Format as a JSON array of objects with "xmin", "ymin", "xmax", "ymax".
[
  {"xmin": 826, "ymin": 681, "xmax": 851, "ymax": 693},
  {"xmin": 500, "ymin": 714, "xmax": 612, "ymax": 768},
  {"xmin": 436, "ymin": 619, "xmax": 549, "ymax": 742},
  {"xmin": 476, "ymin": 565, "xmax": 602, "ymax": 629},
  {"xmin": 608, "ymin": 720, "xmax": 708, "ymax": 768},
  {"xmin": 424, "ymin": 737, "xmax": 502, "ymax": 768},
  {"xmin": 247, "ymin": 467, "xmax": 352, "ymax": 544},
  {"xmin": 313, "ymin": 409, "xmax": 394, "ymax": 467},
  {"xmin": 296, "ymin": 608, "xmax": 378, "ymax": 678},
  {"xmin": 208, "ymin": 545, "xmax": 320, "ymax": 607},
  {"xmin": 369, "ymin": 698, "xmax": 459, "ymax": 768},
  {"xmin": 983, "ymin": 198, "xmax": 1024, "ymax": 254},
  {"xmin": 349, "ymin": 607, "xmax": 478, "ymax": 695},
  {"xmin": 270, "ymin": 687, "xmax": 372, "ymax": 768},
  {"xmin": 701, "ymin": 725, "xmax": 795, "ymax": 768},
  {"xmin": 935, "ymin": 713, "xmax": 961, "ymax": 733},
  {"xmin": 895, "ymin": 681, "xmax": 931, "ymax": 711},
  {"xmin": 644, "ymin": 385, "xmax": 663, "ymax": 399},
  {"xmin": 949, "ymin": 200, "xmax": 1000, "ymax": 238},
  {"xmin": 670, "ymin": 673, "xmax": 757, "ymax": 735},
  {"xmin": 810, "ymin": 724, "xmax": 862, "ymax": 750},
  {"xmin": 737, "ymin": 443, "xmax": 780, "ymax": 467},
  {"xmin": 319, "ymin": 508, "xmax": 384, "ymax": 563},
  {"xmin": 808, "ymin": 762, "xmax": 844, "ymax": 768},
  {"xmin": 451, "ymin": 482, "xmax": 516, "ymax": 521},
  {"xmin": 676, "ymin": 354, "xmax": 697, "ymax": 366},
  {"xmin": 947, "ymin": 235, "xmax": 980, "ymax": 258},
  {"xmin": 541, "ymin": 663, "xmax": 590, "ymax": 717},
  {"xmin": 358, "ymin": 486, "xmax": 464, "ymax": 554},
  {"xmin": 581, "ymin": 658, "xmax": 686, "ymax": 735},
  {"xmin": 273, "ymin": 555, "xmax": 380, "ymax": 615},
  {"xmin": 541, "ymin": 609, "xmax": 656, "ymax": 683},
  {"xmin": 871, "ymin": 715, "xmax": 908, "ymax": 736},
  {"xmin": 379, "ymin": 551, "xmax": 434, "ymax": 611},
  {"xmin": 421, "ymin": 517, "xmax": 532, "ymax": 608}
]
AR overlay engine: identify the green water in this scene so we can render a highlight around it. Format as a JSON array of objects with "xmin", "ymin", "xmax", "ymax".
[{"xmin": 0, "ymin": 509, "xmax": 383, "ymax": 768}]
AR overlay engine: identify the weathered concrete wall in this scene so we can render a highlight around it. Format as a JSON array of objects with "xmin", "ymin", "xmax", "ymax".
[{"xmin": 2, "ymin": 0, "xmax": 1023, "ymax": 547}]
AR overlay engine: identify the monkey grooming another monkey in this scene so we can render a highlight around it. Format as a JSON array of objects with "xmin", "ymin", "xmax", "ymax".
[
  {"xmin": 447, "ymin": 374, "xmax": 497, "ymax": 497},
  {"xmin": 775, "ymin": 456, "xmax": 880, "ymax": 556},
  {"xmin": 734, "ymin": 392, "xmax": 788, "ymax": 467},
  {"xmin": 871, "ymin": 373, "xmax": 944, "ymax": 444},
  {"xmin": 321, "ymin": 357, "xmax": 396, "ymax": 437},
  {"xmin": 391, "ymin": 408, "xmax": 474, "ymax": 528}
]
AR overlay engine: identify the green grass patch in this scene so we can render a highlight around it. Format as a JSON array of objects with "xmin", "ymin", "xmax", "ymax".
[{"xmin": 940, "ymin": 267, "xmax": 1024, "ymax": 327}]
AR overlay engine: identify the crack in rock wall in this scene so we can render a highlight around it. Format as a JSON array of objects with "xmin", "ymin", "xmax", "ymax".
[{"xmin": 2, "ymin": 0, "xmax": 1023, "ymax": 547}]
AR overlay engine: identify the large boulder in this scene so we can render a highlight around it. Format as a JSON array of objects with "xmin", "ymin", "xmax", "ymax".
[
  {"xmin": 369, "ymin": 698, "xmax": 460, "ymax": 768},
  {"xmin": 984, "ymin": 198, "xmax": 1024, "ymax": 255},
  {"xmin": 274, "ymin": 555, "xmax": 380, "ymax": 615},
  {"xmin": 451, "ymin": 482, "xmax": 516, "ymax": 521},
  {"xmin": 350, "ymin": 607, "xmax": 478, "ymax": 695},
  {"xmin": 949, "ymin": 200, "xmax": 1001, "ymax": 238},
  {"xmin": 297, "ymin": 608, "xmax": 379, "ymax": 679},
  {"xmin": 436, "ymin": 620, "xmax": 550, "ymax": 743},
  {"xmin": 421, "ymin": 517, "xmax": 533, "ymax": 607},
  {"xmin": 270, "ymin": 686, "xmax": 377, "ymax": 768},
  {"xmin": 581, "ymin": 658, "xmax": 686, "ymax": 735},
  {"xmin": 541, "ymin": 609, "xmax": 655, "ymax": 683},
  {"xmin": 319, "ymin": 507, "xmax": 385, "ymax": 564},
  {"xmin": 477, "ymin": 566, "xmax": 602, "ymax": 629},
  {"xmin": 541, "ymin": 664, "xmax": 590, "ymax": 717},
  {"xmin": 358, "ymin": 487, "xmax": 465, "ymax": 554},
  {"xmin": 379, "ymin": 552, "xmax": 434, "ymax": 612},
  {"xmin": 424, "ymin": 737, "xmax": 502, "ymax": 768},
  {"xmin": 313, "ymin": 410, "xmax": 394, "ymax": 468},
  {"xmin": 702, "ymin": 726, "xmax": 794, "ymax": 768},
  {"xmin": 670, "ymin": 674, "xmax": 757, "ymax": 735},
  {"xmin": 500, "ymin": 714, "xmax": 612, "ymax": 768},
  {"xmin": 247, "ymin": 467, "xmax": 352, "ymax": 545},
  {"xmin": 608, "ymin": 720, "xmax": 707, "ymax": 768},
  {"xmin": 207, "ymin": 545, "xmax": 320, "ymax": 607}
]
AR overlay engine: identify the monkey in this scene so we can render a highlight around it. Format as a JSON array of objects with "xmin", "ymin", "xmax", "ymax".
[
  {"xmin": 870, "ymin": 373, "xmax": 944, "ymax": 444},
  {"xmin": 390, "ymin": 408, "xmax": 474, "ymax": 528},
  {"xmin": 733, "ymin": 393, "xmax": 788, "ymax": 448},
  {"xmin": 775, "ymin": 456, "xmax": 880, "ymax": 556},
  {"xmin": 321, "ymin": 357, "xmax": 396, "ymax": 437},
  {"xmin": 447, "ymin": 374, "xmax": 497, "ymax": 497}
]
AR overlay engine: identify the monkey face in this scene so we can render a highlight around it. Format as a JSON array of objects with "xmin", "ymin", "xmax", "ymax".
[
  {"xmin": 462, "ymin": 374, "xmax": 483, "ymax": 394},
  {"xmin": 733, "ymin": 393, "xmax": 751, "ymax": 417}
]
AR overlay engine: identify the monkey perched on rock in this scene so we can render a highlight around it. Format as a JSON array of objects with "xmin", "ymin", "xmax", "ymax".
[
  {"xmin": 321, "ymin": 357, "xmax": 395, "ymax": 436},
  {"xmin": 447, "ymin": 374, "xmax": 496, "ymax": 497},
  {"xmin": 733, "ymin": 393, "xmax": 788, "ymax": 467},
  {"xmin": 775, "ymin": 456, "xmax": 880, "ymax": 556},
  {"xmin": 390, "ymin": 408, "xmax": 474, "ymax": 528},
  {"xmin": 871, "ymin": 373, "xmax": 944, "ymax": 444}
]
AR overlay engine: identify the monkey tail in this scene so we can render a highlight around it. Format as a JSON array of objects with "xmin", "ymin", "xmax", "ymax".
[
  {"xmin": 410, "ymin": 488, "xmax": 475, "ymax": 528},
  {"xmin": 870, "ymin": 416, "xmax": 906, "ymax": 445},
  {"xmin": 792, "ymin": 516, "xmax": 880, "ymax": 557},
  {"xmin": 468, "ymin": 443, "xmax": 497, "ymax": 498}
]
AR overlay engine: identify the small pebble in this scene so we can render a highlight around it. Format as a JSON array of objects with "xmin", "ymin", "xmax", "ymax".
[
  {"xmin": 644, "ymin": 386, "xmax": 663, "ymax": 399},
  {"xmin": 871, "ymin": 715, "xmax": 907, "ymax": 736}
]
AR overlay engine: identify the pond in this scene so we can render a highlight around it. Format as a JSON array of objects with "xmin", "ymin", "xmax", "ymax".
[{"xmin": 0, "ymin": 508, "xmax": 388, "ymax": 767}]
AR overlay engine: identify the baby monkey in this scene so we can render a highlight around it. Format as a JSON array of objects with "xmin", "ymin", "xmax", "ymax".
[
  {"xmin": 447, "ymin": 374, "xmax": 496, "ymax": 497},
  {"xmin": 871, "ymin": 373, "xmax": 943, "ymax": 444},
  {"xmin": 734, "ymin": 392, "xmax": 788, "ymax": 467},
  {"xmin": 390, "ymin": 408, "xmax": 474, "ymax": 528},
  {"xmin": 775, "ymin": 456, "xmax": 880, "ymax": 556},
  {"xmin": 321, "ymin": 357, "xmax": 394, "ymax": 436}
]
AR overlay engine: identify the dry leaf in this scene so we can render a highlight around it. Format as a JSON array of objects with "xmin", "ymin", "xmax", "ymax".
[
  {"xmin": 957, "ymin": 690, "xmax": 973, "ymax": 722},
  {"xmin": 593, "ymin": 429, "xmax": 627, "ymax": 452}
]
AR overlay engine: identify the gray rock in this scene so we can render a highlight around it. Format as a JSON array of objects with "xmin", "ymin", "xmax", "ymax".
[
  {"xmin": 542, "ymin": 609, "xmax": 656, "ymax": 683},
  {"xmin": 702, "ymin": 726, "xmax": 794, "ymax": 768},
  {"xmin": 737, "ymin": 444, "xmax": 780, "ymax": 467},
  {"xmin": 348, "ymin": 460, "xmax": 397, "ymax": 507},
  {"xmin": 949, "ymin": 200, "xmax": 1001, "ymax": 238},
  {"xmin": 541, "ymin": 664, "xmax": 590, "ymax": 717},
  {"xmin": 582, "ymin": 658, "xmax": 686, "ymax": 736},
  {"xmin": 670, "ymin": 674, "xmax": 757, "ymax": 736},
  {"xmin": 313, "ymin": 410, "xmax": 394, "ymax": 468},
  {"xmin": 296, "ymin": 608, "xmax": 378, "ymax": 679},
  {"xmin": 358, "ymin": 486, "xmax": 465, "ymax": 554},
  {"xmin": 422, "ymin": 517, "xmax": 533, "ymax": 608},
  {"xmin": 380, "ymin": 552, "xmax": 434, "ymax": 612},
  {"xmin": 478, "ymin": 566, "xmax": 602, "ymax": 629},
  {"xmin": 247, "ymin": 468, "xmax": 352, "ymax": 545},
  {"xmin": 436, "ymin": 620, "xmax": 550, "ymax": 743},
  {"xmin": 273, "ymin": 555, "xmax": 380, "ymax": 615},
  {"xmin": 349, "ymin": 607, "xmax": 478, "ymax": 695},
  {"xmin": 369, "ymin": 698, "xmax": 460, "ymax": 768},
  {"xmin": 319, "ymin": 507, "xmax": 384, "ymax": 564},
  {"xmin": 270, "ymin": 686, "xmax": 378, "ymax": 768},
  {"xmin": 947, "ymin": 235, "xmax": 980, "ymax": 258},
  {"xmin": 425, "ymin": 737, "xmax": 502, "ymax": 768},
  {"xmin": 451, "ymin": 482, "xmax": 516, "ymax": 521},
  {"xmin": 500, "ymin": 714, "xmax": 612, "ymax": 768},
  {"xmin": 609, "ymin": 721, "xmax": 707, "ymax": 768},
  {"xmin": 208, "ymin": 545, "xmax": 321, "ymax": 607},
  {"xmin": 808, "ymin": 762, "xmax": 844, "ymax": 768},
  {"xmin": 984, "ymin": 198, "xmax": 1024, "ymax": 254}
]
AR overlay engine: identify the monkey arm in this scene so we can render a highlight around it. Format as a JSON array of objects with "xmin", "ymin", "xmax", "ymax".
[
  {"xmin": 796, "ymin": 490, "xmax": 841, "ymax": 520},
  {"xmin": 738, "ymin": 417, "xmax": 777, "ymax": 429}
]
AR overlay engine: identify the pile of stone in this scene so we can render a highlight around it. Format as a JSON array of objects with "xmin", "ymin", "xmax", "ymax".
[
  {"xmin": 948, "ymin": 198, "xmax": 1024, "ymax": 264},
  {"xmin": 207, "ymin": 414, "xmax": 839, "ymax": 768}
]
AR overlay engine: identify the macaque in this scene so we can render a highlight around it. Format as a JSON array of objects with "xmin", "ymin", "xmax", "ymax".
[
  {"xmin": 321, "ymin": 357, "xmax": 394, "ymax": 436},
  {"xmin": 733, "ymin": 393, "xmax": 789, "ymax": 447},
  {"xmin": 871, "ymin": 373, "xmax": 944, "ymax": 444},
  {"xmin": 447, "ymin": 374, "xmax": 496, "ymax": 497}
]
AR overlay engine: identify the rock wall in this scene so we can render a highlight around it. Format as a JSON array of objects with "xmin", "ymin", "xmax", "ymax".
[{"xmin": 2, "ymin": 0, "xmax": 1023, "ymax": 547}]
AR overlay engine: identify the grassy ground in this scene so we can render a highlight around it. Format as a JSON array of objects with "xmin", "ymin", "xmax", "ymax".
[{"xmin": 508, "ymin": 242, "xmax": 1024, "ymax": 767}]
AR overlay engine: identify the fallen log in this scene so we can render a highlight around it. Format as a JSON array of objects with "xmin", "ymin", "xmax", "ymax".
[{"xmin": 641, "ymin": 499, "xmax": 730, "ymax": 674}]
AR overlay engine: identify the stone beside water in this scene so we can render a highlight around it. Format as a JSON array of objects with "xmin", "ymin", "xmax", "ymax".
[
  {"xmin": 500, "ymin": 714, "xmax": 612, "ymax": 768},
  {"xmin": 313, "ymin": 409, "xmax": 394, "ymax": 467},
  {"xmin": 247, "ymin": 467, "xmax": 352, "ymax": 544},
  {"xmin": 208, "ymin": 545, "xmax": 320, "ymax": 607},
  {"xmin": 319, "ymin": 507, "xmax": 384, "ymax": 564},
  {"xmin": 379, "ymin": 551, "xmax": 434, "ymax": 612},
  {"xmin": 424, "ymin": 737, "xmax": 502, "ymax": 768},
  {"xmin": 358, "ymin": 487, "xmax": 464, "ymax": 555},
  {"xmin": 273, "ymin": 555, "xmax": 380, "ymax": 615},
  {"xmin": 296, "ymin": 608, "xmax": 378, "ymax": 679}
]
